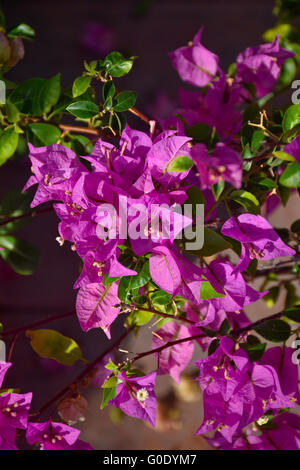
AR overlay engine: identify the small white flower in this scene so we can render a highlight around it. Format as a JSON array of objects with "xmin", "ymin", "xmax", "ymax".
[{"xmin": 136, "ymin": 388, "xmax": 148, "ymax": 403}]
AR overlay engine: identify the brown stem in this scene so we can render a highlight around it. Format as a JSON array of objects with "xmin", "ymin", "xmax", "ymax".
[
  {"xmin": 31, "ymin": 327, "xmax": 132, "ymax": 418},
  {"xmin": 58, "ymin": 124, "xmax": 100, "ymax": 136},
  {"xmin": 1, "ymin": 311, "xmax": 75, "ymax": 337},
  {"xmin": 127, "ymin": 106, "xmax": 151, "ymax": 125},
  {"xmin": 253, "ymin": 253, "xmax": 300, "ymax": 278},
  {"xmin": 231, "ymin": 306, "xmax": 300, "ymax": 338},
  {"xmin": 130, "ymin": 332, "xmax": 205, "ymax": 363},
  {"xmin": 0, "ymin": 206, "xmax": 53, "ymax": 227},
  {"xmin": 7, "ymin": 334, "xmax": 20, "ymax": 362}
]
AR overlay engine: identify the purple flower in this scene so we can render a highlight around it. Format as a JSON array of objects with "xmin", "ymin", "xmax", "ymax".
[
  {"xmin": 221, "ymin": 214, "xmax": 295, "ymax": 273},
  {"xmin": 76, "ymin": 282, "xmax": 121, "ymax": 338},
  {"xmin": 194, "ymin": 339, "xmax": 296, "ymax": 442},
  {"xmin": 23, "ymin": 143, "xmax": 86, "ymax": 208},
  {"xmin": 169, "ymin": 28, "xmax": 218, "ymax": 87},
  {"xmin": 152, "ymin": 321, "xmax": 194, "ymax": 383},
  {"xmin": 0, "ymin": 361, "xmax": 32, "ymax": 450},
  {"xmin": 149, "ymin": 244, "xmax": 203, "ymax": 301},
  {"xmin": 108, "ymin": 371, "xmax": 157, "ymax": 427},
  {"xmin": 236, "ymin": 35, "xmax": 294, "ymax": 98},
  {"xmin": 191, "ymin": 142, "xmax": 242, "ymax": 190},
  {"xmin": 26, "ymin": 419, "xmax": 93, "ymax": 450},
  {"xmin": 0, "ymin": 392, "xmax": 32, "ymax": 430},
  {"xmin": 203, "ymin": 259, "xmax": 266, "ymax": 311},
  {"xmin": 177, "ymin": 74, "xmax": 243, "ymax": 142},
  {"xmin": 209, "ymin": 412, "xmax": 300, "ymax": 450}
]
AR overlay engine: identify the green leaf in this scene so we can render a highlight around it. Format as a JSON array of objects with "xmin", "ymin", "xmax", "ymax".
[
  {"xmin": 278, "ymin": 58, "xmax": 296, "ymax": 87},
  {"xmin": 9, "ymin": 78, "xmax": 47, "ymax": 115},
  {"xmin": 277, "ymin": 184, "xmax": 291, "ymax": 206},
  {"xmin": 263, "ymin": 23, "xmax": 299, "ymax": 43},
  {"xmin": 219, "ymin": 319, "xmax": 230, "ymax": 336},
  {"xmin": 71, "ymin": 135, "xmax": 93, "ymax": 156},
  {"xmin": 7, "ymin": 23, "xmax": 35, "ymax": 40},
  {"xmin": 0, "ymin": 235, "xmax": 39, "ymax": 275},
  {"xmin": 118, "ymin": 261, "xmax": 150, "ymax": 303},
  {"xmin": 150, "ymin": 290, "xmax": 172, "ymax": 305},
  {"xmin": 26, "ymin": 329, "xmax": 86, "ymax": 365},
  {"xmin": 284, "ymin": 282, "xmax": 300, "ymax": 308},
  {"xmin": 208, "ymin": 338, "xmax": 220, "ymax": 355},
  {"xmin": 273, "ymin": 150, "xmax": 295, "ymax": 162},
  {"xmin": 5, "ymin": 101, "xmax": 20, "ymax": 123},
  {"xmin": 126, "ymin": 309, "xmax": 153, "ymax": 327},
  {"xmin": 262, "ymin": 286, "xmax": 280, "ymax": 308},
  {"xmin": 0, "ymin": 189, "xmax": 32, "ymax": 234},
  {"xmin": 283, "ymin": 307, "xmax": 300, "ymax": 323},
  {"xmin": 230, "ymin": 190, "xmax": 260, "ymax": 214},
  {"xmin": 66, "ymin": 100, "xmax": 99, "ymax": 119},
  {"xmin": 239, "ymin": 341, "xmax": 266, "ymax": 362},
  {"xmin": 40, "ymin": 74, "xmax": 61, "ymax": 114},
  {"xmin": 186, "ymin": 122, "xmax": 211, "ymax": 143},
  {"xmin": 0, "ymin": 127, "xmax": 19, "ymax": 165},
  {"xmin": 118, "ymin": 276, "xmax": 132, "ymax": 303},
  {"xmin": 27, "ymin": 123, "xmax": 61, "ymax": 146},
  {"xmin": 104, "ymin": 51, "xmax": 134, "ymax": 77},
  {"xmin": 104, "ymin": 358, "xmax": 118, "ymax": 371},
  {"xmin": 101, "ymin": 386, "xmax": 117, "ymax": 409},
  {"xmin": 291, "ymin": 219, "xmax": 300, "ymax": 235},
  {"xmin": 212, "ymin": 180, "xmax": 225, "ymax": 201},
  {"xmin": 72, "ymin": 75, "xmax": 92, "ymax": 98},
  {"xmin": 279, "ymin": 162, "xmax": 300, "ymax": 187},
  {"xmin": 102, "ymin": 80, "xmax": 115, "ymax": 102},
  {"xmin": 130, "ymin": 261, "xmax": 150, "ymax": 290},
  {"xmin": 166, "ymin": 154, "xmax": 194, "ymax": 173},
  {"xmin": 102, "ymin": 376, "xmax": 118, "ymax": 388},
  {"xmin": 251, "ymin": 176, "xmax": 277, "ymax": 191},
  {"xmin": 113, "ymin": 91, "xmax": 137, "ymax": 112},
  {"xmin": 200, "ymin": 280, "xmax": 225, "ymax": 300},
  {"xmin": 254, "ymin": 319, "xmax": 291, "ymax": 342},
  {"xmin": 282, "ymin": 104, "xmax": 300, "ymax": 132},
  {"xmin": 104, "ymin": 96, "xmax": 113, "ymax": 111},
  {"xmin": 194, "ymin": 227, "xmax": 232, "ymax": 257}
]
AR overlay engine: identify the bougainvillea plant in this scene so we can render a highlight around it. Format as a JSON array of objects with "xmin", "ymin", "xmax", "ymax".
[{"xmin": 0, "ymin": 0, "xmax": 300, "ymax": 451}]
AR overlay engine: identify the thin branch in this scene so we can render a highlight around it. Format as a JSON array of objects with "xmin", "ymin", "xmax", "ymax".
[
  {"xmin": 130, "ymin": 305, "xmax": 198, "ymax": 326},
  {"xmin": 128, "ymin": 106, "xmax": 151, "ymax": 125},
  {"xmin": 58, "ymin": 124, "xmax": 100, "ymax": 136},
  {"xmin": 0, "ymin": 206, "xmax": 53, "ymax": 227},
  {"xmin": 231, "ymin": 306, "xmax": 300, "ymax": 338},
  {"xmin": 130, "ymin": 332, "xmax": 205, "ymax": 363},
  {"xmin": 1, "ymin": 311, "xmax": 75, "ymax": 337}
]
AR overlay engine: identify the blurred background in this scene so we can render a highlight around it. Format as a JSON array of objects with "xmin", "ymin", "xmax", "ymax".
[{"xmin": 0, "ymin": 0, "xmax": 299, "ymax": 450}]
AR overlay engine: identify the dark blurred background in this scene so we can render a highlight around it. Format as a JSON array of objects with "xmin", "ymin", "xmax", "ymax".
[{"xmin": 0, "ymin": 0, "xmax": 294, "ymax": 450}]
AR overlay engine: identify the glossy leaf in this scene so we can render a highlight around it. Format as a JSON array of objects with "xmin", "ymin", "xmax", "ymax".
[{"xmin": 66, "ymin": 100, "xmax": 99, "ymax": 119}]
